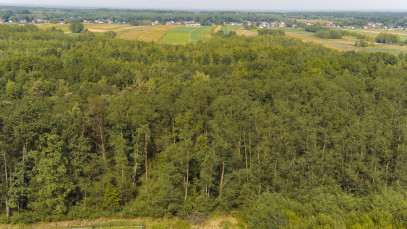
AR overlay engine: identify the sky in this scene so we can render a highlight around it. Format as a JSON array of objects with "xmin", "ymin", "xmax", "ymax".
[{"xmin": 0, "ymin": 0, "xmax": 407, "ymax": 11}]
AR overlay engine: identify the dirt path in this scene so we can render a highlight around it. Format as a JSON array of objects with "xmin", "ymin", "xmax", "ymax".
[{"xmin": 188, "ymin": 27, "xmax": 200, "ymax": 43}]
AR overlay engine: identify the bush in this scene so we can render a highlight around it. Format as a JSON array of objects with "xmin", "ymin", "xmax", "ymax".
[
  {"xmin": 376, "ymin": 33, "xmax": 400, "ymax": 44},
  {"xmin": 173, "ymin": 220, "xmax": 190, "ymax": 229},
  {"xmin": 9, "ymin": 211, "xmax": 38, "ymax": 225},
  {"xmin": 355, "ymin": 40, "xmax": 369, "ymax": 47},
  {"xmin": 258, "ymin": 29, "xmax": 285, "ymax": 36},
  {"xmin": 315, "ymin": 30, "xmax": 342, "ymax": 39}
]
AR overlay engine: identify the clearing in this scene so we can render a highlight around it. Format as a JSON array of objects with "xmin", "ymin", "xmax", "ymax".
[{"xmin": 160, "ymin": 26, "xmax": 215, "ymax": 44}]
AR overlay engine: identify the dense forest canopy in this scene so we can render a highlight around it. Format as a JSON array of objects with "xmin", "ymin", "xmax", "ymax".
[{"xmin": 2, "ymin": 23, "xmax": 407, "ymax": 228}]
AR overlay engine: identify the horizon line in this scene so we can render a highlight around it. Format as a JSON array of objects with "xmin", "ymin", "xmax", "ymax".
[{"xmin": 1, "ymin": 4, "xmax": 407, "ymax": 13}]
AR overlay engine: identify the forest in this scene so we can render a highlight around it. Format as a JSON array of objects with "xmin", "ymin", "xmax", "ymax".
[
  {"xmin": 2, "ymin": 6, "xmax": 407, "ymax": 26},
  {"xmin": 2, "ymin": 23, "xmax": 407, "ymax": 228}
]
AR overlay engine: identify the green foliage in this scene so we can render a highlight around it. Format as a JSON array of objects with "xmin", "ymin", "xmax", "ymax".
[
  {"xmin": 0, "ymin": 22, "xmax": 407, "ymax": 226},
  {"xmin": 315, "ymin": 29, "xmax": 342, "ymax": 39},
  {"xmin": 376, "ymin": 32, "xmax": 400, "ymax": 44},
  {"xmin": 69, "ymin": 21, "xmax": 84, "ymax": 33},
  {"xmin": 9, "ymin": 211, "xmax": 38, "ymax": 224},
  {"xmin": 173, "ymin": 220, "xmax": 190, "ymax": 228},
  {"xmin": 258, "ymin": 29, "xmax": 285, "ymax": 36},
  {"xmin": 355, "ymin": 39, "xmax": 369, "ymax": 47},
  {"xmin": 103, "ymin": 185, "xmax": 121, "ymax": 210}
]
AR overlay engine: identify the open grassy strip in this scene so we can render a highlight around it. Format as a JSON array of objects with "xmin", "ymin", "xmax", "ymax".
[
  {"xmin": 221, "ymin": 25, "xmax": 229, "ymax": 34},
  {"xmin": 284, "ymin": 28, "xmax": 407, "ymax": 54},
  {"xmin": 282, "ymin": 27, "xmax": 315, "ymax": 36},
  {"xmin": 340, "ymin": 28, "xmax": 407, "ymax": 41},
  {"xmin": 190, "ymin": 26, "xmax": 215, "ymax": 44},
  {"xmin": 159, "ymin": 26, "xmax": 198, "ymax": 44},
  {"xmin": 36, "ymin": 23, "xmax": 70, "ymax": 33},
  {"xmin": 364, "ymin": 47, "xmax": 402, "ymax": 55}
]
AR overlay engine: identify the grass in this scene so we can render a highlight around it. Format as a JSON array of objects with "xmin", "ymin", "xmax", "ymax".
[
  {"xmin": 190, "ymin": 26, "xmax": 215, "ymax": 44},
  {"xmin": 364, "ymin": 47, "xmax": 401, "ymax": 55},
  {"xmin": 159, "ymin": 26, "xmax": 197, "ymax": 44},
  {"xmin": 221, "ymin": 25, "xmax": 229, "ymax": 34},
  {"xmin": 282, "ymin": 27, "xmax": 314, "ymax": 36},
  {"xmin": 0, "ymin": 216, "xmax": 240, "ymax": 229},
  {"xmin": 284, "ymin": 29, "xmax": 362, "ymax": 51},
  {"xmin": 159, "ymin": 26, "xmax": 215, "ymax": 44},
  {"xmin": 341, "ymin": 28, "xmax": 407, "ymax": 41},
  {"xmin": 283, "ymin": 27, "xmax": 407, "ymax": 55},
  {"xmin": 36, "ymin": 23, "xmax": 70, "ymax": 32},
  {"xmin": 213, "ymin": 25, "xmax": 222, "ymax": 33}
]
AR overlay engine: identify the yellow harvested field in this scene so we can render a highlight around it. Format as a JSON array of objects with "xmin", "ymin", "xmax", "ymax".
[
  {"xmin": 35, "ymin": 23, "xmax": 71, "ymax": 33},
  {"xmin": 36, "ymin": 23, "xmax": 183, "ymax": 42},
  {"xmin": 118, "ymin": 25, "xmax": 183, "ymax": 42},
  {"xmin": 213, "ymin": 25, "xmax": 222, "ymax": 33},
  {"xmin": 85, "ymin": 24, "xmax": 183, "ymax": 42}
]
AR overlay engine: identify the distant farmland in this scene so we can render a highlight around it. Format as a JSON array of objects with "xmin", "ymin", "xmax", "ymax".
[
  {"xmin": 160, "ymin": 26, "xmax": 215, "ymax": 44},
  {"xmin": 35, "ymin": 23, "xmax": 182, "ymax": 42}
]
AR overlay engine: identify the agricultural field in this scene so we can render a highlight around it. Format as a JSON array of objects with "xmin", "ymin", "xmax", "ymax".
[
  {"xmin": 35, "ymin": 23, "xmax": 70, "ymax": 33},
  {"xmin": 283, "ymin": 28, "xmax": 362, "ymax": 51},
  {"xmin": 36, "ymin": 23, "xmax": 182, "ymax": 42},
  {"xmin": 341, "ymin": 28, "xmax": 407, "ymax": 41},
  {"xmin": 283, "ymin": 27, "xmax": 407, "ymax": 55},
  {"xmin": 223, "ymin": 25, "xmax": 257, "ymax": 36},
  {"xmin": 159, "ymin": 26, "xmax": 215, "ymax": 44}
]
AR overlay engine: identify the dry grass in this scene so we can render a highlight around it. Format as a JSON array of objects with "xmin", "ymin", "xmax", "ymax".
[
  {"xmin": 213, "ymin": 25, "xmax": 222, "ymax": 33},
  {"xmin": 285, "ymin": 31, "xmax": 363, "ymax": 51},
  {"xmin": 37, "ymin": 24, "xmax": 182, "ymax": 42},
  {"xmin": 117, "ymin": 25, "xmax": 182, "ymax": 42},
  {"xmin": 194, "ymin": 216, "xmax": 239, "ymax": 229},
  {"xmin": 0, "ymin": 216, "xmax": 241, "ymax": 229},
  {"xmin": 85, "ymin": 24, "xmax": 182, "ymax": 42},
  {"xmin": 35, "ymin": 23, "xmax": 70, "ymax": 33}
]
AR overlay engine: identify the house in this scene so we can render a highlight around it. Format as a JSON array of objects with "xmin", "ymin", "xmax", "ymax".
[
  {"xmin": 271, "ymin": 22, "xmax": 278, "ymax": 27},
  {"xmin": 83, "ymin": 20, "xmax": 88, "ymax": 23},
  {"xmin": 20, "ymin": 19, "xmax": 27, "ymax": 23},
  {"xmin": 59, "ymin": 21, "xmax": 65, "ymax": 24},
  {"xmin": 247, "ymin": 21, "xmax": 252, "ymax": 26},
  {"xmin": 326, "ymin": 23, "xmax": 335, "ymax": 28},
  {"xmin": 0, "ymin": 19, "xmax": 4, "ymax": 23},
  {"xmin": 292, "ymin": 24, "xmax": 297, "ymax": 28},
  {"xmin": 185, "ymin": 21, "xmax": 201, "ymax": 26},
  {"xmin": 279, "ymin": 22, "xmax": 285, "ymax": 27}
]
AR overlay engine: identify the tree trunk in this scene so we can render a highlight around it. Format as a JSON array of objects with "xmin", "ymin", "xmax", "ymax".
[
  {"xmin": 219, "ymin": 161, "xmax": 225, "ymax": 199},
  {"xmin": 99, "ymin": 125, "xmax": 106, "ymax": 160},
  {"xmin": 184, "ymin": 155, "xmax": 189, "ymax": 201},
  {"xmin": 3, "ymin": 151, "xmax": 9, "ymax": 218},
  {"xmin": 243, "ymin": 129, "xmax": 248, "ymax": 182},
  {"xmin": 145, "ymin": 132, "xmax": 148, "ymax": 192}
]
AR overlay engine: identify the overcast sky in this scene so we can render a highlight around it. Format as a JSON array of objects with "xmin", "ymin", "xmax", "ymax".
[{"xmin": 0, "ymin": 0, "xmax": 407, "ymax": 11}]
